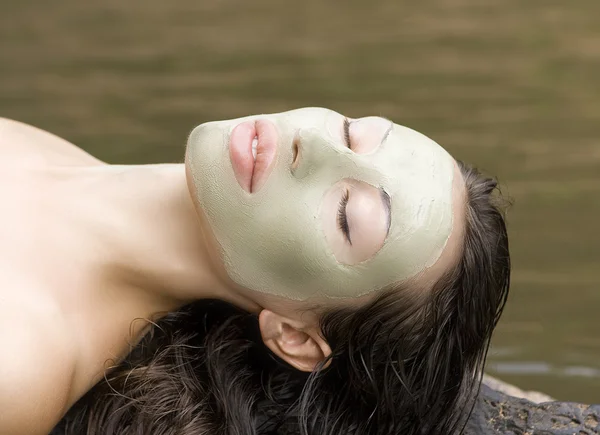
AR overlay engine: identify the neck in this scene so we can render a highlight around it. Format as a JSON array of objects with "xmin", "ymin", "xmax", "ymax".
[
  {"xmin": 48, "ymin": 163, "xmax": 260, "ymax": 399},
  {"xmin": 90, "ymin": 163, "xmax": 223, "ymax": 303}
]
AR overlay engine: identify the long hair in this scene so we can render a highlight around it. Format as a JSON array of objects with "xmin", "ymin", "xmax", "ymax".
[{"xmin": 55, "ymin": 161, "xmax": 510, "ymax": 435}]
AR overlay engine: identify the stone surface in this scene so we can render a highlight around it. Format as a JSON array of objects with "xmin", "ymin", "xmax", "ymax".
[
  {"xmin": 465, "ymin": 384, "xmax": 600, "ymax": 435},
  {"xmin": 482, "ymin": 374, "xmax": 555, "ymax": 404}
]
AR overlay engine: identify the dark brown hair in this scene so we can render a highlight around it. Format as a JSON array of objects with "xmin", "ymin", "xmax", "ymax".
[{"xmin": 55, "ymin": 161, "xmax": 510, "ymax": 435}]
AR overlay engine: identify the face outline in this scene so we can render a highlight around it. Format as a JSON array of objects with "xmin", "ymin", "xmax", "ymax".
[{"xmin": 185, "ymin": 108, "xmax": 463, "ymax": 301}]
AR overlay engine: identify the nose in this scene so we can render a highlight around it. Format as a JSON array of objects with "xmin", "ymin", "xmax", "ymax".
[
  {"xmin": 289, "ymin": 128, "xmax": 333, "ymax": 179},
  {"xmin": 291, "ymin": 113, "xmax": 368, "ymax": 179},
  {"xmin": 291, "ymin": 134, "xmax": 301, "ymax": 171}
]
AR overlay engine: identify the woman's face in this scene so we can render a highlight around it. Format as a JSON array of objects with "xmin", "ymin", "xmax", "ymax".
[{"xmin": 186, "ymin": 108, "xmax": 464, "ymax": 300}]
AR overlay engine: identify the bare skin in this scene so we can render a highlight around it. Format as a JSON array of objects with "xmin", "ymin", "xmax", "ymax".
[
  {"xmin": 0, "ymin": 118, "xmax": 258, "ymax": 434},
  {"xmin": 0, "ymin": 116, "xmax": 466, "ymax": 434}
]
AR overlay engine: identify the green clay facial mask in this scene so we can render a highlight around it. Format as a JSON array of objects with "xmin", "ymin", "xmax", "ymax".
[{"xmin": 186, "ymin": 108, "xmax": 455, "ymax": 300}]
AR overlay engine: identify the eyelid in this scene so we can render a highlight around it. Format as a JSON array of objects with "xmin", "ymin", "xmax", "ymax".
[
  {"xmin": 342, "ymin": 116, "xmax": 392, "ymax": 154},
  {"xmin": 343, "ymin": 117, "xmax": 352, "ymax": 149}
]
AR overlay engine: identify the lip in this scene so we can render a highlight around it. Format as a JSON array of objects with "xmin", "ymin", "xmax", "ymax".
[{"xmin": 229, "ymin": 119, "xmax": 278, "ymax": 193}]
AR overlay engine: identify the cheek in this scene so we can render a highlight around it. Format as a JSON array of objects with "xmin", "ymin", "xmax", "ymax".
[
  {"xmin": 243, "ymin": 184, "xmax": 328, "ymax": 284},
  {"xmin": 320, "ymin": 204, "xmax": 346, "ymax": 259}
]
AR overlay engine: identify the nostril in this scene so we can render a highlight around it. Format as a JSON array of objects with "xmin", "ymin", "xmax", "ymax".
[{"xmin": 291, "ymin": 137, "xmax": 300, "ymax": 169}]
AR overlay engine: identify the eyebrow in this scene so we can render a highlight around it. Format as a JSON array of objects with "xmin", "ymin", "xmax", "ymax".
[{"xmin": 380, "ymin": 188, "xmax": 392, "ymax": 236}]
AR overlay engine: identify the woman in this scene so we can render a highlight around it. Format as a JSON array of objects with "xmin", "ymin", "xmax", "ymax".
[{"xmin": 0, "ymin": 108, "xmax": 509, "ymax": 435}]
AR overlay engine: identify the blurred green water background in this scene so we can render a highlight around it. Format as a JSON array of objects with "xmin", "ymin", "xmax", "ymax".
[{"xmin": 1, "ymin": 0, "xmax": 600, "ymax": 403}]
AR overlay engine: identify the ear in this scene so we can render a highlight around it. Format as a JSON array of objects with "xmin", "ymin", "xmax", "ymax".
[{"xmin": 258, "ymin": 309, "xmax": 332, "ymax": 372}]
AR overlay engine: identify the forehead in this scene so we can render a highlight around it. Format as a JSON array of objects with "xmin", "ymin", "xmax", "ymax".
[
  {"xmin": 381, "ymin": 124, "xmax": 452, "ymax": 160},
  {"xmin": 379, "ymin": 124, "xmax": 455, "ymax": 196}
]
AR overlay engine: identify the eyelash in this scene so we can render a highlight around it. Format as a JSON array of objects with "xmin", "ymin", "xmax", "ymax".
[
  {"xmin": 337, "ymin": 188, "xmax": 352, "ymax": 245},
  {"xmin": 343, "ymin": 117, "xmax": 352, "ymax": 149}
]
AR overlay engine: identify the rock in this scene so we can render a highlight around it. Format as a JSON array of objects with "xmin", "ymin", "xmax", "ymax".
[
  {"xmin": 482, "ymin": 374, "xmax": 555, "ymax": 404},
  {"xmin": 466, "ymin": 383, "xmax": 600, "ymax": 434},
  {"xmin": 273, "ymin": 382, "xmax": 600, "ymax": 434}
]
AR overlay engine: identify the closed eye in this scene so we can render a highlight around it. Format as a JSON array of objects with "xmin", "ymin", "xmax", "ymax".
[
  {"xmin": 337, "ymin": 188, "xmax": 351, "ymax": 244},
  {"xmin": 343, "ymin": 117, "xmax": 352, "ymax": 149}
]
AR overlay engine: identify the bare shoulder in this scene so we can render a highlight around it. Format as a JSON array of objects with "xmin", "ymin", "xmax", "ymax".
[
  {"xmin": 0, "ymin": 293, "xmax": 77, "ymax": 435},
  {"xmin": 0, "ymin": 117, "xmax": 103, "ymax": 167}
]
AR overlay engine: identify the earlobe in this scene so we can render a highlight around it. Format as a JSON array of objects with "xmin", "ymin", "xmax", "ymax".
[{"xmin": 258, "ymin": 309, "xmax": 332, "ymax": 372}]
